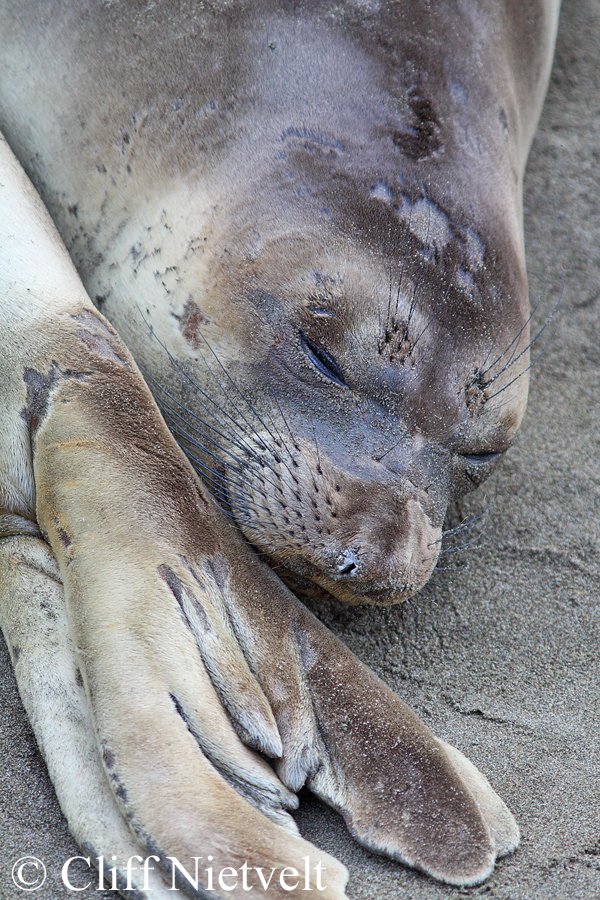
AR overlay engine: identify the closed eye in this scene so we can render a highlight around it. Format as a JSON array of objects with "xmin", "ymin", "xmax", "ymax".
[
  {"xmin": 460, "ymin": 449, "xmax": 506, "ymax": 489},
  {"xmin": 300, "ymin": 333, "xmax": 346, "ymax": 387},
  {"xmin": 461, "ymin": 451, "xmax": 505, "ymax": 464}
]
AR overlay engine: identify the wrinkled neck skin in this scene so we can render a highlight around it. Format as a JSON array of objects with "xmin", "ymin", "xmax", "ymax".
[{"xmin": 0, "ymin": 0, "xmax": 560, "ymax": 604}]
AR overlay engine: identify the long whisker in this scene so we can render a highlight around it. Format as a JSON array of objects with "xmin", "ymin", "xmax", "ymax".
[
  {"xmin": 402, "ymin": 191, "xmax": 431, "ymax": 343},
  {"xmin": 481, "ymin": 274, "xmax": 559, "ymax": 383},
  {"xmin": 428, "ymin": 507, "xmax": 489, "ymax": 548},
  {"xmin": 195, "ymin": 333, "xmax": 299, "ymax": 477},
  {"xmin": 147, "ymin": 379, "xmax": 290, "ymax": 499},
  {"xmin": 142, "ymin": 332, "xmax": 294, "ymax": 492},
  {"xmin": 483, "ymin": 291, "xmax": 561, "ymax": 390},
  {"xmin": 392, "ymin": 191, "xmax": 415, "ymax": 325},
  {"xmin": 140, "ymin": 341, "xmax": 263, "ymax": 459},
  {"xmin": 268, "ymin": 388, "xmax": 301, "ymax": 453},
  {"xmin": 144, "ymin": 370, "xmax": 257, "ymax": 464},
  {"xmin": 484, "ymin": 325, "xmax": 558, "ymax": 404},
  {"xmin": 479, "ymin": 289, "xmax": 546, "ymax": 379},
  {"xmin": 200, "ymin": 355, "xmax": 303, "ymax": 493}
]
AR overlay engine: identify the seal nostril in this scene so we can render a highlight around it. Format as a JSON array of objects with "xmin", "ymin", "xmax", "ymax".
[{"xmin": 337, "ymin": 549, "xmax": 358, "ymax": 576}]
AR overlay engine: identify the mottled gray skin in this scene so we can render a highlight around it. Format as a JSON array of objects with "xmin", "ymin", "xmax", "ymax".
[
  {"xmin": 0, "ymin": 0, "xmax": 558, "ymax": 605},
  {"xmin": 0, "ymin": 2, "xmax": 561, "ymax": 898}
]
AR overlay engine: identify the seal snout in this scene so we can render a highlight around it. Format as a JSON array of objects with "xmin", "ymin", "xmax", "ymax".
[
  {"xmin": 317, "ymin": 489, "xmax": 443, "ymax": 605},
  {"xmin": 235, "ymin": 438, "xmax": 443, "ymax": 606}
]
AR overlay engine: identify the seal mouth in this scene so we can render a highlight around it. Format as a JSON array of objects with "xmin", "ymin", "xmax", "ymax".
[
  {"xmin": 314, "ymin": 561, "xmax": 441, "ymax": 607},
  {"xmin": 250, "ymin": 515, "xmax": 443, "ymax": 607},
  {"xmin": 276, "ymin": 554, "xmax": 440, "ymax": 607}
]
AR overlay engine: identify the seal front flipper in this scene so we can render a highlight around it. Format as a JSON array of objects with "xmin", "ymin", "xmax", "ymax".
[
  {"xmin": 0, "ymin": 534, "xmax": 348, "ymax": 900},
  {"xmin": 207, "ymin": 557, "xmax": 518, "ymax": 887},
  {"xmin": 0, "ymin": 133, "xmax": 348, "ymax": 900},
  {"xmin": 299, "ymin": 630, "xmax": 519, "ymax": 886},
  {"xmin": 0, "ymin": 536, "xmax": 175, "ymax": 899},
  {"xmin": 28, "ymin": 363, "xmax": 349, "ymax": 898}
]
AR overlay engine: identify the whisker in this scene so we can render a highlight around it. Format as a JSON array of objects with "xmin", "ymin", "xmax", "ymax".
[
  {"xmin": 195, "ymin": 333, "xmax": 298, "ymax": 470},
  {"xmin": 143, "ymin": 340, "xmax": 292, "ymax": 493},
  {"xmin": 184, "ymin": 450, "xmax": 272, "ymax": 516},
  {"xmin": 436, "ymin": 516, "xmax": 492, "ymax": 557},
  {"xmin": 480, "ymin": 289, "xmax": 547, "ymax": 379},
  {"xmin": 153, "ymin": 391, "xmax": 284, "ymax": 499},
  {"xmin": 195, "ymin": 341, "xmax": 304, "ymax": 489},
  {"xmin": 147, "ymin": 374, "xmax": 258, "ymax": 467},
  {"xmin": 141, "ymin": 347, "xmax": 262, "ymax": 460},
  {"xmin": 402, "ymin": 192, "xmax": 431, "ymax": 343},
  {"xmin": 190, "ymin": 341, "xmax": 273, "ymax": 454},
  {"xmin": 392, "ymin": 191, "xmax": 415, "ymax": 324},
  {"xmin": 476, "ymin": 284, "xmax": 504, "ymax": 374},
  {"xmin": 428, "ymin": 507, "xmax": 489, "ymax": 548},
  {"xmin": 484, "ymin": 324, "xmax": 558, "ymax": 404},
  {"xmin": 481, "ymin": 276, "xmax": 560, "ymax": 382},
  {"xmin": 268, "ymin": 389, "xmax": 301, "ymax": 454},
  {"xmin": 148, "ymin": 369, "xmax": 289, "ymax": 502}
]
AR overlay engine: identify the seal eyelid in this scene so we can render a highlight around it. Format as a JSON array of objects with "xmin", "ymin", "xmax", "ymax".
[
  {"xmin": 459, "ymin": 449, "xmax": 507, "ymax": 490},
  {"xmin": 299, "ymin": 332, "xmax": 347, "ymax": 387},
  {"xmin": 461, "ymin": 450, "xmax": 506, "ymax": 464}
]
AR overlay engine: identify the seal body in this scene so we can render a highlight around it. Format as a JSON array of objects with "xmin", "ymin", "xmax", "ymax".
[
  {"xmin": 0, "ymin": 1, "xmax": 560, "ymax": 897},
  {"xmin": 0, "ymin": 0, "xmax": 559, "ymax": 604}
]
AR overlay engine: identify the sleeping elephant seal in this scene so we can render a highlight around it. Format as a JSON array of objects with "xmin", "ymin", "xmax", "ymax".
[{"xmin": 0, "ymin": 0, "xmax": 560, "ymax": 897}]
